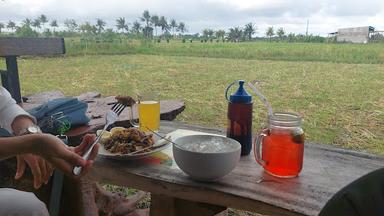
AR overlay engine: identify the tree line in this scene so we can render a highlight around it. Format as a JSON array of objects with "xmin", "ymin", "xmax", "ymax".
[
  {"xmin": 0, "ymin": 10, "xmax": 328, "ymax": 43},
  {"xmin": 0, "ymin": 10, "xmax": 187, "ymax": 40}
]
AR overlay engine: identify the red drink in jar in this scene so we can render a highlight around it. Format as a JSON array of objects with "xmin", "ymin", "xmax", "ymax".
[{"xmin": 254, "ymin": 112, "xmax": 305, "ymax": 178}]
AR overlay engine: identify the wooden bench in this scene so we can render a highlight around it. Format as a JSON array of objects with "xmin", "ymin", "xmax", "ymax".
[{"xmin": 0, "ymin": 37, "xmax": 65, "ymax": 103}]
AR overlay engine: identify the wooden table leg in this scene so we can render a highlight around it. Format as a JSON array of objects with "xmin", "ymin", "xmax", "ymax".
[{"xmin": 150, "ymin": 194, "xmax": 227, "ymax": 216}]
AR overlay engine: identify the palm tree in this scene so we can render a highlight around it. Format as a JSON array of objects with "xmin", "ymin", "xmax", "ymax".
[
  {"xmin": 39, "ymin": 14, "xmax": 48, "ymax": 31},
  {"xmin": 0, "ymin": 23, "xmax": 4, "ymax": 34},
  {"xmin": 116, "ymin": 17, "xmax": 128, "ymax": 33},
  {"xmin": 208, "ymin": 29, "xmax": 214, "ymax": 39},
  {"xmin": 7, "ymin": 20, "xmax": 16, "ymax": 33},
  {"xmin": 79, "ymin": 22, "xmax": 96, "ymax": 35},
  {"xmin": 276, "ymin": 27, "xmax": 285, "ymax": 41},
  {"xmin": 64, "ymin": 19, "xmax": 78, "ymax": 32},
  {"xmin": 215, "ymin": 30, "xmax": 225, "ymax": 41},
  {"xmin": 23, "ymin": 18, "xmax": 32, "ymax": 27},
  {"xmin": 131, "ymin": 20, "xmax": 142, "ymax": 35},
  {"xmin": 32, "ymin": 18, "xmax": 41, "ymax": 32},
  {"xmin": 266, "ymin": 27, "xmax": 274, "ymax": 42},
  {"xmin": 287, "ymin": 33, "xmax": 295, "ymax": 43},
  {"xmin": 159, "ymin": 16, "xmax": 169, "ymax": 38},
  {"xmin": 228, "ymin": 27, "xmax": 243, "ymax": 42},
  {"xmin": 96, "ymin": 18, "xmax": 106, "ymax": 34},
  {"xmin": 202, "ymin": 29, "xmax": 209, "ymax": 40},
  {"xmin": 170, "ymin": 19, "xmax": 177, "ymax": 37},
  {"xmin": 150, "ymin": 15, "xmax": 159, "ymax": 37},
  {"xmin": 50, "ymin": 20, "xmax": 58, "ymax": 33},
  {"xmin": 177, "ymin": 22, "xmax": 186, "ymax": 35},
  {"xmin": 244, "ymin": 23, "xmax": 256, "ymax": 41},
  {"xmin": 141, "ymin": 10, "xmax": 151, "ymax": 29}
]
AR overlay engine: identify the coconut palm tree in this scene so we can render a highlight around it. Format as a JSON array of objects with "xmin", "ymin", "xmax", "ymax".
[
  {"xmin": 150, "ymin": 15, "xmax": 159, "ymax": 37},
  {"xmin": 141, "ymin": 10, "xmax": 151, "ymax": 29},
  {"xmin": 131, "ymin": 20, "xmax": 142, "ymax": 35},
  {"xmin": 50, "ymin": 20, "xmax": 58, "ymax": 33},
  {"xmin": 79, "ymin": 22, "xmax": 96, "ymax": 35},
  {"xmin": 0, "ymin": 23, "xmax": 4, "ymax": 34},
  {"xmin": 96, "ymin": 18, "xmax": 106, "ymax": 34},
  {"xmin": 202, "ymin": 29, "xmax": 209, "ymax": 40},
  {"xmin": 215, "ymin": 30, "xmax": 225, "ymax": 41},
  {"xmin": 170, "ymin": 19, "xmax": 177, "ymax": 37},
  {"xmin": 287, "ymin": 33, "xmax": 295, "ymax": 43},
  {"xmin": 116, "ymin": 17, "xmax": 128, "ymax": 33},
  {"xmin": 228, "ymin": 27, "xmax": 243, "ymax": 42},
  {"xmin": 244, "ymin": 22, "xmax": 256, "ymax": 41},
  {"xmin": 276, "ymin": 27, "xmax": 285, "ymax": 41},
  {"xmin": 159, "ymin": 16, "xmax": 169, "ymax": 38},
  {"xmin": 177, "ymin": 22, "xmax": 186, "ymax": 35},
  {"xmin": 207, "ymin": 29, "xmax": 214, "ymax": 39},
  {"xmin": 266, "ymin": 27, "xmax": 274, "ymax": 42},
  {"xmin": 32, "ymin": 18, "xmax": 41, "ymax": 32},
  {"xmin": 23, "ymin": 18, "xmax": 32, "ymax": 27},
  {"xmin": 7, "ymin": 21, "xmax": 16, "ymax": 33},
  {"xmin": 39, "ymin": 14, "xmax": 48, "ymax": 31},
  {"xmin": 64, "ymin": 19, "xmax": 78, "ymax": 33}
]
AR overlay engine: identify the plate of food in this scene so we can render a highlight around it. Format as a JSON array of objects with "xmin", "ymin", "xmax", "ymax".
[{"xmin": 98, "ymin": 127, "xmax": 171, "ymax": 160}]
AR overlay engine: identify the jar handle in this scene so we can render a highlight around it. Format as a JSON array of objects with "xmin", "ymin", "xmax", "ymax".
[
  {"xmin": 128, "ymin": 104, "xmax": 139, "ymax": 128},
  {"xmin": 254, "ymin": 132, "xmax": 267, "ymax": 167},
  {"xmin": 225, "ymin": 80, "xmax": 238, "ymax": 102}
]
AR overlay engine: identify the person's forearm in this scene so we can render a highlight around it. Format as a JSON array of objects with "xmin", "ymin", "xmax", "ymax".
[{"xmin": 0, "ymin": 134, "xmax": 41, "ymax": 160}]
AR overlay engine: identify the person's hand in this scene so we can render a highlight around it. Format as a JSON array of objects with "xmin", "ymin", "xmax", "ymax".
[
  {"xmin": 68, "ymin": 134, "xmax": 99, "ymax": 175},
  {"xmin": 15, "ymin": 154, "xmax": 54, "ymax": 189},
  {"xmin": 33, "ymin": 133, "xmax": 99, "ymax": 178}
]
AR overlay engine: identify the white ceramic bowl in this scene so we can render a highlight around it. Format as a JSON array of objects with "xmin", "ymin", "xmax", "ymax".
[{"xmin": 173, "ymin": 134, "xmax": 241, "ymax": 181}]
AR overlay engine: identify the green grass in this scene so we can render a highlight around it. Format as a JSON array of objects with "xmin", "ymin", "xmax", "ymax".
[
  {"xmin": 65, "ymin": 39, "xmax": 384, "ymax": 64},
  {"xmin": 11, "ymin": 54, "xmax": 384, "ymax": 154}
]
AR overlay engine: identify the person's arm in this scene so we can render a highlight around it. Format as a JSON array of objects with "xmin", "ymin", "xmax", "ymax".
[
  {"xmin": 0, "ymin": 133, "xmax": 98, "ymax": 177},
  {"xmin": 0, "ymin": 87, "xmax": 36, "ymax": 134},
  {"xmin": 0, "ymin": 135, "xmax": 36, "ymax": 160}
]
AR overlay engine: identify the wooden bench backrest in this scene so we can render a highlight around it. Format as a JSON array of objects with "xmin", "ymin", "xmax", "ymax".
[
  {"xmin": 0, "ymin": 37, "xmax": 66, "ymax": 103},
  {"xmin": 0, "ymin": 37, "xmax": 65, "ymax": 56}
]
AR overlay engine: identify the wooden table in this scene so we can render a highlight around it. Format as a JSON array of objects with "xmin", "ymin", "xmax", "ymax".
[{"xmin": 89, "ymin": 121, "xmax": 384, "ymax": 216}]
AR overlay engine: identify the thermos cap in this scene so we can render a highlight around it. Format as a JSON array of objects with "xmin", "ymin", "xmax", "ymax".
[{"xmin": 229, "ymin": 80, "xmax": 252, "ymax": 103}]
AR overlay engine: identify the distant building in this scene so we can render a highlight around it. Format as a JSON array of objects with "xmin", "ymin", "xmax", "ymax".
[{"xmin": 328, "ymin": 26, "xmax": 375, "ymax": 43}]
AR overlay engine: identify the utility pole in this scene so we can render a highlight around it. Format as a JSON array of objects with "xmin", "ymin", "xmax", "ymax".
[{"xmin": 306, "ymin": 19, "xmax": 309, "ymax": 36}]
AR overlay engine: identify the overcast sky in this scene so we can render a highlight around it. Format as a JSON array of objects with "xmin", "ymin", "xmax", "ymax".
[{"xmin": 1, "ymin": 0, "xmax": 384, "ymax": 36}]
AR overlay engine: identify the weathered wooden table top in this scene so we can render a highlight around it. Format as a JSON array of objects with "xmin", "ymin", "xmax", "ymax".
[{"xmin": 90, "ymin": 121, "xmax": 384, "ymax": 216}]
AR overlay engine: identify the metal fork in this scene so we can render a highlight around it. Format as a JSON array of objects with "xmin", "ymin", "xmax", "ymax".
[{"xmin": 73, "ymin": 102, "xmax": 127, "ymax": 175}]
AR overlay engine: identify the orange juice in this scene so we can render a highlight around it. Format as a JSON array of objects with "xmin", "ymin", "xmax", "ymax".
[{"xmin": 138, "ymin": 101, "xmax": 160, "ymax": 132}]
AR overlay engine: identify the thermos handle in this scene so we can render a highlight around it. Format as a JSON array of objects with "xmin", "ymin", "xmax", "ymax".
[
  {"xmin": 225, "ymin": 80, "xmax": 238, "ymax": 101},
  {"xmin": 254, "ymin": 132, "xmax": 267, "ymax": 167}
]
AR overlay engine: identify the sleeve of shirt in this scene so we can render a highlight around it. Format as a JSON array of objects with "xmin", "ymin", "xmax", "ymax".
[{"xmin": 0, "ymin": 87, "xmax": 36, "ymax": 133}]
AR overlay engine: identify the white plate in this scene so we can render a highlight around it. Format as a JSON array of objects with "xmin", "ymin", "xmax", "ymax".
[{"xmin": 98, "ymin": 134, "xmax": 171, "ymax": 160}]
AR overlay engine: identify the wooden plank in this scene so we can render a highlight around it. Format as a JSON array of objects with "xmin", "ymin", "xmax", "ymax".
[
  {"xmin": 89, "ymin": 121, "xmax": 384, "ymax": 216},
  {"xmin": 1, "ymin": 56, "xmax": 22, "ymax": 103},
  {"xmin": 0, "ymin": 37, "xmax": 65, "ymax": 56},
  {"xmin": 150, "ymin": 194, "xmax": 227, "ymax": 216}
]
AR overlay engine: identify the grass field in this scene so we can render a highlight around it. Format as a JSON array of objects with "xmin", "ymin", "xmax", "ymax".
[
  {"xmin": 65, "ymin": 39, "xmax": 384, "ymax": 64},
  {"xmin": 10, "ymin": 44, "xmax": 384, "ymax": 153}
]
